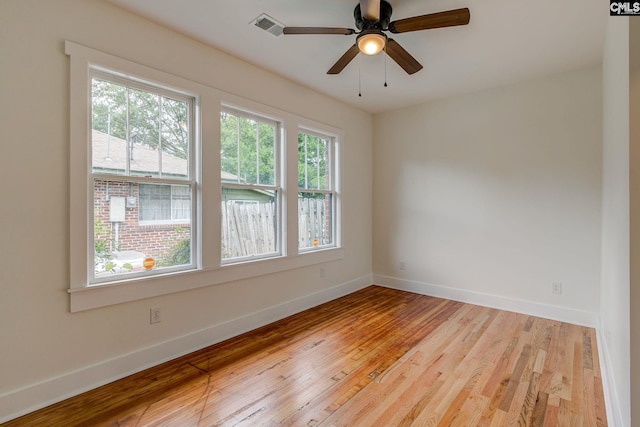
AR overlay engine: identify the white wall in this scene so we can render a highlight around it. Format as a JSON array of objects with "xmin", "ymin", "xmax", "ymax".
[
  {"xmin": 630, "ymin": 18, "xmax": 640, "ymax": 427},
  {"xmin": 373, "ymin": 68, "xmax": 603, "ymax": 324},
  {"xmin": 0, "ymin": 0, "xmax": 372, "ymax": 420},
  {"xmin": 600, "ymin": 17, "xmax": 631, "ymax": 427}
]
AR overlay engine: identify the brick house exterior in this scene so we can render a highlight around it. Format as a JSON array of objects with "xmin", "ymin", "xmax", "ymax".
[
  {"xmin": 93, "ymin": 179, "xmax": 190, "ymax": 264},
  {"xmin": 92, "ymin": 130, "xmax": 191, "ymax": 269}
]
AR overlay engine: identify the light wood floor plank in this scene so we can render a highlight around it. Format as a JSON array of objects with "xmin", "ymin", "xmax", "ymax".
[{"xmin": 2, "ymin": 286, "xmax": 607, "ymax": 426}]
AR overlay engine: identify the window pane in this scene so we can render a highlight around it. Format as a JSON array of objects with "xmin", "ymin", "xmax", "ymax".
[
  {"xmin": 92, "ymin": 79, "xmax": 127, "ymax": 175},
  {"xmin": 220, "ymin": 111, "xmax": 276, "ymax": 185},
  {"xmin": 94, "ymin": 179, "xmax": 191, "ymax": 279},
  {"xmin": 298, "ymin": 192, "xmax": 332, "ymax": 249},
  {"xmin": 221, "ymin": 188, "xmax": 277, "ymax": 260},
  {"xmin": 159, "ymin": 97, "xmax": 189, "ymax": 178},
  {"xmin": 128, "ymin": 87, "xmax": 160, "ymax": 177},
  {"xmin": 139, "ymin": 183, "xmax": 191, "ymax": 222},
  {"xmin": 259, "ymin": 122, "xmax": 275, "ymax": 185},
  {"xmin": 298, "ymin": 133, "xmax": 330, "ymax": 190},
  {"xmin": 239, "ymin": 117, "xmax": 258, "ymax": 184},
  {"xmin": 171, "ymin": 185, "xmax": 191, "ymax": 220},
  {"xmin": 139, "ymin": 184, "xmax": 171, "ymax": 221},
  {"xmin": 220, "ymin": 112, "xmax": 239, "ymax": 181}
]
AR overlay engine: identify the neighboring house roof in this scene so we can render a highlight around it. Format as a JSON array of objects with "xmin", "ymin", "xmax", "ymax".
[
  {"xmin": 92, "ymin": 129, "xmax": 188, "ymax": 178},
  {"xmin": 92, "ymin": 129, "xmax": 237, "ymax": 182}
]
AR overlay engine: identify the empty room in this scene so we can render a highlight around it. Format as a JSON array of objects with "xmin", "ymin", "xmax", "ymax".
[{"xmin": 0, "ymin": 0, "xmax": 637, "ymax": 425}]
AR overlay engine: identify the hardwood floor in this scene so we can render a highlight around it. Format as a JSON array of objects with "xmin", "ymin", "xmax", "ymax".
[{"xmin": 3, "ymin": 286, "xmax": 607, "ymax": 426}]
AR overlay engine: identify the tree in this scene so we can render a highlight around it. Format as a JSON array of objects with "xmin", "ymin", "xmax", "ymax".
[
  {"xmin": 91, "ymin": 78, "xmax": 189, "ymax": 161},
  {"xmin": 298, "ymin": 133, "xmax": 328, "ymax": 190},
  {"xmin": 220, "ymin": 112, "xmax": 275, "ymax": 185}
]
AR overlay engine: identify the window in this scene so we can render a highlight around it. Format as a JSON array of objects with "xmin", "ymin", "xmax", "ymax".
[
  {"xmin": 220, "ymin": 109, "xmax": 280, "ymax": 261},
  {"xmin": 298, "ymin": 131, "xmax": 335, "ymax": 250},
  {"xmin": 68, "ymin": 41, "xmax": 343, "ymax": 311},
  {"xmin": 139, "ymin": 184, "xmax": 191, "ymax": 223},
  {"xmin": 90, "ymin": 73, "xmax": 195, "ymax": 282}
]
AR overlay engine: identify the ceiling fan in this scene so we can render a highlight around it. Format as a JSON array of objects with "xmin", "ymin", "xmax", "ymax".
[{"xmin": 283, "ymin": 0, "xmax": 470, "ymax": 75}]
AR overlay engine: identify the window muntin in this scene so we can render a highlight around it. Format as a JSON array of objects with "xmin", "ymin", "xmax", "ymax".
[
  {"xmin": 220, "ymin": 110, "xmax": 280, "ymax": 262},
  {"xmin": 298, "ymin": 132, "xmax": 335, "ymax": 250},
  {"xmin": 90, "ymin": 72, "xmax": 195, "ymax": 282}
]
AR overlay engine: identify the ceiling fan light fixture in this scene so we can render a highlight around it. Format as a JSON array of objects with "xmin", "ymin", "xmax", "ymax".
[{"xmin": 357, "ymin": 32, "xmax": 386, "ymax": 55}]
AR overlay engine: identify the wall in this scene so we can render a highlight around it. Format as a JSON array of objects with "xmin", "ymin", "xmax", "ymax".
[
  {"xmin": 372, "ymin": 67, "xmax": 603, "ymax": 325},
  {"xmin": 0, "ymin": 0, "xmax": 372, "ymax": 420},
  {"xmin": 600, "ymin": 17, "xmax": 631, "ymax": 426},
  {"xmin": 630, "ymin": 17, "xmax": 640, "ymax": 427}
]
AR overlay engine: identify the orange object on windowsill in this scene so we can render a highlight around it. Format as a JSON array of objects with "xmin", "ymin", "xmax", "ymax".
[{"xmin": 142, "ymin": 257, "xmax": 155, "ymax": 270}]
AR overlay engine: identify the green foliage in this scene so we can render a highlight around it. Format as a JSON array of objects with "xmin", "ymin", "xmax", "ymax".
[
  {"xmin": 93, "ymin": 217, "xmax": 133, "ymax": 274},
  {"xmin": 298, "ymin": 133, "xmax": 329, "ymax": 190},
  {"xmin": 217, "ymin": 113, "xmax": 335, "ymax": 192},
  {"xmin": 160, "ymin": 239, "xmax": 191, "ymax": 267},
  {"xmin": 94, "ymin": 217, "xmax": 112, "ymax": 262},
  {"xmin": 91, "ymin": 78, "xmax": 189, "ymax": 161},
  {"xmin": 220, "ymin": 112, "xmax": 275, "ymax": 185},
  {"xmin": 103, "ymin": 261, "xmax": 132, "ymax": 273}
]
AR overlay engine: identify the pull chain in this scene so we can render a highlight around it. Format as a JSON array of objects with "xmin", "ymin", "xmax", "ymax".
[
  {"xmin": 358, "ymin": 60, "xmax": 362, "ymax": 97},
  {"xmin": 384, "ymin": 42, "xmax": 388, "ymax": 87}
]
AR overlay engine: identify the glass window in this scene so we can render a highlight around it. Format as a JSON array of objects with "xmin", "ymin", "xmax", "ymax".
[
  {"xmin": 91, "ymin": 73, "xmax": 195, "ymax": 281},
  {"xmin": 68, "ymin": 42, "xmax": 344, "ymax": 311},
  {"xmin": 139, "ymin": 184, "xmax": 191, "ymax": 222},
  {"xmin": 298, "ymin": 132, "xmax": 335, "ymax": 250},
  {"xmin": 220, "ymin": 110, "xmax": 280, "ymax": 261}
]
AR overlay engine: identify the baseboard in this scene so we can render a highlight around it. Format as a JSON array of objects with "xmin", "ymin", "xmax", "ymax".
[
  {"xmin": 373, "ymin": 274, "xmax": 598, "ymax": 327},
  {"xmin": 0, "ymin": 274, "xmax": 372, "ymax": 423},
  {"xmin": 596, "ymin": 325, "xmax": 625, "ymax": 427}
]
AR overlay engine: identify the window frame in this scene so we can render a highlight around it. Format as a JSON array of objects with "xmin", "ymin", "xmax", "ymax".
[
  {"xmin": 88, "ymin": 67, "xmax": 197, "ymax": 285},
  {"xmin": 297, "ymin": 129, "xmax": 337, "ymax": 252},
  {"xmin": 220, "ymin": 107, "xmax": 282, "ymax": 264},
  {"xmin": 67, "ymin": 41, "xmax": 343, "ymax": 312}
]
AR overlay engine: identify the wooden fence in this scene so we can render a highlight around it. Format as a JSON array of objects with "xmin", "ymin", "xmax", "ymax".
[
  {"xmin": 221, "ymin": 197, "xmax": 330, "ymax": 259},
  {"xmin": 298, "ymin": 196, "xmax": 331, "ymax": 249}
]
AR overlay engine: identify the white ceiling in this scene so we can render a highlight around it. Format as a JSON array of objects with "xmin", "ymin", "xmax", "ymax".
[{"xmin": 107, "ymin": 0, "xmax": 606, "ymax": 114}]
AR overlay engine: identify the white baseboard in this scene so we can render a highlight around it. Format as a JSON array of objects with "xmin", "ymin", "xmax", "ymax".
[
  {"xmin": 373, "ymin": 274, "xmax": 598, "ymax": 327},
  {"xmin": 595, "ymin": 325, "xmax": 625, "ymax": 427},
  {"xmin": 0, "ymin": 274, "xmax": 372, "ymax": 423}
]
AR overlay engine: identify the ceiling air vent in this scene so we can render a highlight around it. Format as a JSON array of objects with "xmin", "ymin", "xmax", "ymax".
[{"xmin": 253, "ymin": 13, "xmax": 285, "ymax": 37}]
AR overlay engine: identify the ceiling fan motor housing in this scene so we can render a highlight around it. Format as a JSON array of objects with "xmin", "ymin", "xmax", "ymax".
[{"xmin": 354, "ymin": 0, "xmax": 392, "ymax": 31}]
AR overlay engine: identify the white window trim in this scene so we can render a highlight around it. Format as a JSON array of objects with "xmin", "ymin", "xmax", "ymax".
[
  {"xmin": 88, "ymin": 72, "xmax": 198, "ymax": 284},
  {"xmin": 67, "ymin": 41, "xmax": 343, "ymax": 312},
  {"xmin": 297, "ymin": 129, "xmax": 338, "ymax": 252},
  {"xmin": 220, "ymin": 107, "xmax": 282, "ymax": 263}
]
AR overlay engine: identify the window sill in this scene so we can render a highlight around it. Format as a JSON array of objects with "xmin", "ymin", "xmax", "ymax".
[{"xmin": 68, "ymin": 248, "xmax": 344, "ymax": 312}]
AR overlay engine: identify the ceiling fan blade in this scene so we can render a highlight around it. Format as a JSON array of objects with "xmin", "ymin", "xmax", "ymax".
[
  {"xmin": 385, "ymin": 39, "xmax": 423, "ymax": 75},
  {"xmin": 360, "ymin": 0, "xmax": 380, "ymax": 21},
  {"xmin": 283, "ymin": 27, "xmax": 355, "ymax": 35},
  {"xmin": 388, "ymin": 8, "xmax": 470, "ymax": 33},
  {"xmin": 327, "ymin": 44, "xmax": 360, "ymax": 74}
]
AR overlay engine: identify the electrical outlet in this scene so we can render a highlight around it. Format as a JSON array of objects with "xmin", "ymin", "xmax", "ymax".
[
  {"xmin": 552, "ymin": 282, "xmax": 563, "ymax": 295},
  {"xmin": 150, "ymin": 307, "xmax": 161, "ymax": 324},
  {"xmin": 399, "ymin": 261, "xmax": 406, "ymax": 271},
  {"xmin": 319, "ymin": 267, "xmax": 325, "ymax": 278}
]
